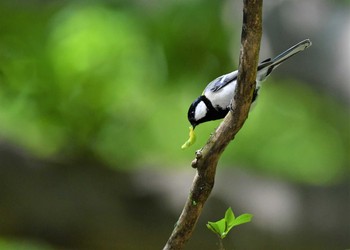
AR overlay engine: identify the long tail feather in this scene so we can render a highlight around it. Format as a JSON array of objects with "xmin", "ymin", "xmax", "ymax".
[
  {"xmin": 270, "ymin": 39, "xmax": 312, "ymax": 67},
  {"xmin": 257, "ymin": 39, "xmax": 312, "ymax": 82}
]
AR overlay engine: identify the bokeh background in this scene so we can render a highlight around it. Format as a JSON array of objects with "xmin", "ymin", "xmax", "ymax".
[{"xmin": 0, "ymin": 0, "xmax": 349, "ymax": 249}]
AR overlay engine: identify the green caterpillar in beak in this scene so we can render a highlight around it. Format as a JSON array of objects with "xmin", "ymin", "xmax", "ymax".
[{"xmin": 181, "ymin": 126, "xmax": 196, "ymax": 149}]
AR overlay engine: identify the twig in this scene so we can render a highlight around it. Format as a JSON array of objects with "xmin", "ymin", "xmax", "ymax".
[
  {"xmin": 163, "ymin": 1, "xmax": 263, "ymax": 249},
  {"xmin": 218, "ymin": 235, "xmax": 225, "ymax": 250}
]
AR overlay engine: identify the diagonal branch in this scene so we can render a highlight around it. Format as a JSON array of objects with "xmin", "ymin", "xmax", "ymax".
[{"xmin": 163, "ymin": 1, "xmax": 263, "ymax": 249}]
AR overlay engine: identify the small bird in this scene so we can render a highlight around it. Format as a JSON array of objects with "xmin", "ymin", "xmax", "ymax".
[{"xmin": 182, "ymin": 39, "xmax": 312, "ymax": 149}]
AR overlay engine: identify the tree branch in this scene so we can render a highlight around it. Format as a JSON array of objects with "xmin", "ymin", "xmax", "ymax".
[{"xmin": 163, "ymin": 1, "xmax": 263, "ymax": 249}]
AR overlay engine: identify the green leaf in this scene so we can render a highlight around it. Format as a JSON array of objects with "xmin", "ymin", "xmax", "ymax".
[
  {"xmin": 206, "ymin": 221, "xmax": 219, "ymax": 235},
  {"xmin": 207, "ymin": 208, "xmax": 253, "ymax": 239},
  {"xmin": 224, "ymin": 207, "xmax": 235, "ymax": 229},
  {"xmin": 206, "ymin": 218, "xmax": 226, "ymax": 237},
  {"xmin": 216, "ymin": 218, "xmax": 227, "ymax": 235},
  {"xmin": 206, "ymin": 221, "xmax": 220, "ymax": 235},
  {"xmin": 231, "ymin": 213, "xmax": 253, "ymax": 228}
]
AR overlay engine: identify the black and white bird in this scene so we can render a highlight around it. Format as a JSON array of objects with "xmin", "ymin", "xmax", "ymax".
[{"xmin": 187, "ymin": 39, "xmax": 312, "ymax": 129}]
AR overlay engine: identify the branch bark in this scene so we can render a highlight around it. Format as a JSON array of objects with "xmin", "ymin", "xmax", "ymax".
[{"xmin": 163, "ymin": 1, "xmax": 263, "ymax": 249}]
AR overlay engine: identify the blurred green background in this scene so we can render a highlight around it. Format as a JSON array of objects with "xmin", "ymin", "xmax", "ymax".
[{"xmin": 0, "ymin": 0, "xmax": 349, "ymax": 249}]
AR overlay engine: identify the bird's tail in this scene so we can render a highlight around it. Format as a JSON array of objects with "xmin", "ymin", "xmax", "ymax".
[
  {"xmin": 270, "ymin": 39, "xmax": 312, "ymax": 67},
  {"xmin": 257, "ymin": 39, "xmax": 312, "ymax": 81}
]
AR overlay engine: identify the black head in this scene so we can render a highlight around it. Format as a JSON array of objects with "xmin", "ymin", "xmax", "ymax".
[
  {"xmin": 187, "ymin": 95, "xmax": 229, "ymax": 129},
  {"xmin": 187, "ymin": 97, "xmax": 201, "ymax": 129}
]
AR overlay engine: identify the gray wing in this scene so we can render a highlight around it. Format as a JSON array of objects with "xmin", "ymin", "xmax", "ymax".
[
  {"xmin": 204, "ymin": 60, "xmax": 270, "ymax": 94},
  {"xmin": 204, "ymin": 70, "xmax": 238, "ymax": 93}
]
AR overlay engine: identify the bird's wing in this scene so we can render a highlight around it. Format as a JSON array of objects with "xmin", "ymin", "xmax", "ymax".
[
  {"xmin": 204, "ymin": 70, "xmax": 238, "ymax": 93},
  {"xmin": 203, "ymin": 59, "xmax": 271, "ymax": 94}
]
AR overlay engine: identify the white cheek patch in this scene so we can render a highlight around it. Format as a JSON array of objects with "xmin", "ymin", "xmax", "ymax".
[{"xmin": 194, "ymin": 101, "xmax": 208, "ymax": 121}]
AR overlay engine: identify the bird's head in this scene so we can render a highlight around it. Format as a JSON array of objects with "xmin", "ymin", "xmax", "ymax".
[
  {"xmin": 183, "ymin": 95, "xmax": 227, "ymax": 149},
  {"xmin": 188, "ymin": 95, "xmax": 228, "ymax": 128},
  {"xmin": 187, "ymin": 96, "xmax": 209, "ymax": 129}
]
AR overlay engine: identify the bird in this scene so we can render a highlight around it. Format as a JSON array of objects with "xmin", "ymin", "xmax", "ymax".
[{"xmin": 182, "ymin": 39, "xmax": 312, "ymax": 149}]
